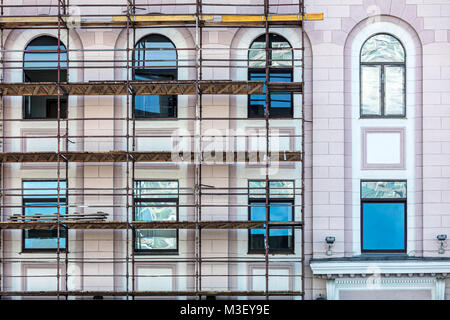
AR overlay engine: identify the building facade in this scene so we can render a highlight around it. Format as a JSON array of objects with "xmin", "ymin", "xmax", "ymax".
[{"xmin": 0, "ymin": 0, "xmax": 449, "ymax": 300}]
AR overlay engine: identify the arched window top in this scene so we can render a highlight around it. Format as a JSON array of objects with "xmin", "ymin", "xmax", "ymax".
[
  {"xmin": 24, "ymin": 36, "xmax": 67, "ymax": 69},
  {"xmin": 361, "ymin": 34, "xmax": 405, "ymax": 63},
  {"xmin": 133, "ymin": 34, "xmax": 178, "ymax": 118},
  {"xmin": 134, "ymin": 34, "xmax": 177, "ymax": 69},
  {"xmin": 360, "ymin": 33, "xmax": 406, "ymax": 117},
  {"xmin": 249, "ymin": 33, "xmax": 292, "ymax": 68}
]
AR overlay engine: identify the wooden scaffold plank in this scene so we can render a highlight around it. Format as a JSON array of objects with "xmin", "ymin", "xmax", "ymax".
[
  {"xmin": 0, "ymin": 14, "xmax": 323, "ymax": 28},
  {"xmin": 0, "ymin": 81, "xmax": 283, "ymax": 96},
  {"xmin": 0, "ymin": 151, "xmax": 301, "ymax": 163},
  {"xmin": 0, "ymin": 290, "xmax": 303, "ymax": 297}
]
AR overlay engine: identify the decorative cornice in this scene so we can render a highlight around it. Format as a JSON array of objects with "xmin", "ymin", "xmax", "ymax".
[{"xmin": 310, "ymin": 260, "xmax": 450, "ymax": 279}]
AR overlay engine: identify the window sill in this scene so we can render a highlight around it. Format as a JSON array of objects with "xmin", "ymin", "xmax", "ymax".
[
  {"xmin": 21, "ymin": 249, "xmax": 68, "ymax": 254},
  {"xmin": 133, "ymin": 117, "xmax": 178, "ymax": 121},
  {"xmin": 361, "ymin": 251, "xmax": 407, "ymax": 255},
  {"xmin": 134, "ymin": 251, "xmax": 179, "ymax": 256},
  {"xmin": 359, "ymin": 116, "xmax": 407, "ymax": 120},
  {"xmin": 247, "ymin": 250, "xmax": 295, "ymax": 255},
  {"xmin": 247, "ymin": 116, "xmax": 294, "ymax": 120},
  {"xmin": 22, "ymin": 118, "xmax": 65, "ymax": 121}
]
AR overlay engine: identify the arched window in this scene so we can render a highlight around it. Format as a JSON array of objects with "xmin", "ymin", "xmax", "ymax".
[
  {"xmin": 23, "ymin": 36, "xmax": 68, "ymax": 119},
  {"xmin": 133, "ymin": 34, "xmax": 177, "ymax": 118},
  {"xmin": 360, "ymin": 34, "xmax": 405, "ymax": 117},
  {"xmin": 248, "ymin": 33, "xmax": 293, "ymax": 118}
]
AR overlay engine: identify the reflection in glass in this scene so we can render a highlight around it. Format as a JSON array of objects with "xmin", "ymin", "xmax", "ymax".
[
  {"xmin": 361, "ymin": 181, "xmax": 407, "ymax": 199},
  {"xmin": 360, "ymin": 34, "xmax": 405, "ymax": 117},
  {"xmin": 361, "ymin": 65, "xmax": 381, "ymax": 116},
  {"xmin": 361, "ymin": 34, "xmax": 405, "ymax": 63},
  {"xmin": 24, "ymin": 36, "xmax": 68, "ymax": 69},
  {"xmin": 248, "ymin": 33, "xmax": 294, "ymax": 118},
  {"xmin": 24, "ymin": 36, "xmax": 68, "ymax": 119},
  {"xmin": 249, "ymin": 34, "xmax": 292, "ymax": 68},
  {"xmin": 384, "ymin": 66, "xmax": 405, "ymax": 115},
  {"xmin": 135, "ymin": 230, "xmax": 177, "ymax": 251},
  {"xmin": 22, "ymin": 181, "xmax": 67, "ymax": 250},
  {"xmin": 134, "ymin": 181, "xmax": 178, "ymax": 252},
  {"xmin": 249, "ymin": 180, "xmax": 295, "ymax": 198},
  {"xmin": 134, "ymin": 180, "xmax": 179, "ymax": 198},
  {"xmin": 133, "ymin": 34, "xmax": 177, "ymax": 118},
  {"xmin": 249, "ymin": 202, "xmax": 293, "ymax": 251},
  {"xmin": 248, "ymin": 71, "xmax": 293, "ymax": 117},
  {"xmin": 136, "ymin": 202, "xmax": 177, "ymax": 221}
]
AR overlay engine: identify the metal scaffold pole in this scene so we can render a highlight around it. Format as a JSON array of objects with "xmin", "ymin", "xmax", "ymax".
[
  {"xmin": 0, "ymin": 0, "xmax": 316, "ymax": 299},
  {"xmin": 300, "ymin": 0, "xmax": 306, "ymax": 301},
  {"xmin": 264, "ymin": 0, "xmax": 270, "ymax": 301},
  {"xmin": 194, "ymin": 0, "xmax": 203, "ymax": 300},
  {"xmin": 63, "ymin": 0, "xmax": 70, "ymax": 299},
  {"xmin": 125, "ymin": 0, "xmax": 131, "ymax": 300},
  {"xmin": 0, "ymin": 0, "xmax": 3, "ymax": 298},
  {"xmin": 56, "ymin": 0, "xmax": 64, "ymax": 300},
  {"xmin": 130, "ymin": 0, "xmax": 136, "ymax": 300}
]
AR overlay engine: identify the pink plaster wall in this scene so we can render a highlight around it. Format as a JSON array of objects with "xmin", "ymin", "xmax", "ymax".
[{"xmin": 305, "ymin": 0, "xmax": 450, "ymax": 298}]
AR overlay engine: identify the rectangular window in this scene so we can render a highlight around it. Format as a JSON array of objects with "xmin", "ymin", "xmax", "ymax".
[
  {"xmin": 361, "ymin": 181, "xmax": 407, "ymax": 253},
  {"xmin": 134, "ymin": 180, "xmax": 178, "ymax": 254},
  {"xmin": 133, "ymin": 70, "xmax": 177, "ymax": 118},
  {"xmin": 360, "ymin": 64, "xmax": 405, "ymax": 118},
  {"xmin": 384, "ymin": 66, "xmax": 405, "ymax": 116},
  {"xmin": 248, "ymin": 70, "xmax": 293, "ymax": 118},
  {"xmin": 248, "ymin": 180, "xmax": 294, "ymax": 254},
  {"xmin": 22, "ymin": 180, "xmax": 67, "ymax": 251},
  {"xmin": 24, "ymin": 70, "xmax": 68, "ymax": 119},
  {"xmin": 361, "ymin": 65, "xmax": 381, "ymax": 116}
]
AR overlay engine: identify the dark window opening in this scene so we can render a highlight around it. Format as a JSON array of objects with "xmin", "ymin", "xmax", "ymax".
[{"xmin": 23, "ymin": 36, "xmax": 68, "ymax": 119}]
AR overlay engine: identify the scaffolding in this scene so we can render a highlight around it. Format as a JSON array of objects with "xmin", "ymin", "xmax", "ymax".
[{"xmin": 0, "ymin": 0, "xmax": 320, "ymax": 299}]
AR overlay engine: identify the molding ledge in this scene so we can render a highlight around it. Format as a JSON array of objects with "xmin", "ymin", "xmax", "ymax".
[{"xmin": 310, "ymin": 259, "xmax": 450, "ymax": 278}]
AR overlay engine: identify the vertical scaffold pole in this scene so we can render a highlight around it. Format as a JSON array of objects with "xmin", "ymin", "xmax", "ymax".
[
  {"xmin": 63, "ymin": 0, "xmax": 69, "ymax": 299},
  {"xmin": 0, "ymin": 0, "xmax": 4, "ymax": 299},
  {"xmin": 194, "ymin": 0, "xmax": 202, "ymax": 300},
  {"xmin": 300, "ymin": 0, "xmax": 306, "ymax": 301},
  {"xmin": 130, "ymin": 0, "xmax": 136, "ymax": 301},
  {"xmin": 125, "ymin": 0, "xmax": 131, "ymax": 300},
  {"xmin": 56, "ymin": 0, "xmax": 63, "ymax": 300},
  {"xmin": 264, "ymin": 0, "xmax": 270, "ymax": 301}
]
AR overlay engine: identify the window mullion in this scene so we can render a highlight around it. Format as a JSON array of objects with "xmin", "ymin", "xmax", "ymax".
[{"xmin": 380, "ymin": 64, "xmax": 385, "ymax": 116}]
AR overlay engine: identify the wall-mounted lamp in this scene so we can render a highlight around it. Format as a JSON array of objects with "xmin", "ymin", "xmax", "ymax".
[
  {"xmin": 315, "ymin": 294, "xmax": 326, "ymax": 300},
  {"xmin": 325, "ymin": 236, "xmax": 335, "ymax": 256},
  {"xmin": 437, "ymin": 234, "xmax": 447, "ymax": 254}
]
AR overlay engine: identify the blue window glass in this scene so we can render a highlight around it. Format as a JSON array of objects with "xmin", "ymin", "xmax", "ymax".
[
  {"xmin": 134, "ymin": 181, "xmax": 178, "ymax": 253},
  {"xmin": 361, "ymin": 180, "xmax": 407, "ymax": 252},
  {"xmin": 248, "ymin": 71, "xmax": 293, "ymax": 118},
  {"xmin": 248, "ymin": 180, "xmax": 295, "ymax": 253},
  {"xmin": 249, "ymin": 202, "xmax": 293, "ymax": 252},
  {"xmin": 22, "ymin": 180, "xmax": 67, "ymax": 250},
  {"xmin": 133, "ymin": 35, "xmax": 177, "ymax": 118},
  {"xmin": 248, "ymin": 34, "xmax": 293, "ymax": 118},
  {"xmin": 362, "ymin": 202, "xmax": 405, "ymax": 251},
  {"xmin": 23, "ymin": 36, "xmax": 68, "ymax": 119}
]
